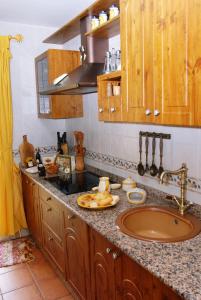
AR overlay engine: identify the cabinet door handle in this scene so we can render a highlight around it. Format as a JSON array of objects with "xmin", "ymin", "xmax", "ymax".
[
  {"xmin": 46, "ymin": 197, "xmax": 51, "ymax": 201},
  {"xmin": 25, "ymin": 180, "xmax": 29, "ymax": 184},
  {"xmin": 47, "ymin": 208, "xmax": 52, "ymax": 212},
  {"xmin": 110, "ymin": 107, "xmax": 116, "ymax": 113},
  {"xmin": 67, "ymin": 214, "xmax": 75, "ymax": 220},
  {"xmin": 31, "ymin": 183, "xmax": 35, "ymax": 186},
  {"xmin": 99, "ymin": 108, "xmax": 103, "ymax": 113},
  {"xmin": 154, "ymin": 109, "xmax": 160, "ymax": 116},
  {"xmin": 106, "ymin": 248, "xmax": 112, "ymax": 254},
  {"xmin": 48, "ymin": 237, "xmax": 53, "ymax": 241},
  {"xmin": 112, "ymin": 252, "xmax": 120, "ymax": 260},
  {"xmin": 145, "ymin": 109, "xmax": 152, "ymax": 116}
]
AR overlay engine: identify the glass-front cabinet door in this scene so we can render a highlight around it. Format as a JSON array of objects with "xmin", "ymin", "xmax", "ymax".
[{"xmin": 36, "ymin": 57, "xmax": 51, "ymax": 115}]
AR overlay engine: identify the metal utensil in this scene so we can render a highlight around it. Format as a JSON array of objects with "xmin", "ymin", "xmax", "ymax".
[
  {"xmin": 137, "ymin": 134, "xmax": 145, "ymax": 176},
  {"xmin": 150, "ymin": 134, "xmax": 158, "ymax": 176},
  {"xmin": 145, "ymin": 133, "xmax": 149, "ymax": 172},
  {"xmin": 158, "ymin": 134, "xmax": 164, "ymax": 177}
]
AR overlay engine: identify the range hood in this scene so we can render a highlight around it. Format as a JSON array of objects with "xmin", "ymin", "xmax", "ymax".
[{"xmin": 40, "ymin": 17, "xmax": 108, "ymax": 96}]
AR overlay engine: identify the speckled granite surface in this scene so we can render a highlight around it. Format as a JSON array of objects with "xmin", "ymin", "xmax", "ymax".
[{"xmin": 22, "ymin": 167, "xmax": 201, "ymax": 300}]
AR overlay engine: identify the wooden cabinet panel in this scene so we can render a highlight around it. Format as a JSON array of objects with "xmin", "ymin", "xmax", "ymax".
[
  {"xmin": 35, "ymin": 49, "xmax": 83, "ymax": 119},
  {"xmin": 90, "ymin": 229, "xmax": 118, "ymax": 300},
  {"xmin": 117, "ymin": 254, "xmax": 153, "ymax": 300},
  {"xmin": 189, "ymin": 0, "xmax": 201, "ymax": 126},
  {"xmin": 121, "ymin": 0, "xmax": 154, "ymax": 123},
  {"xmin": 64, "ymin": 209, "xmax": 91, "ymax": 300},
  {"xmin": 153, "ymin": 276, "xmax": 182, "ymax": 300},
  {"xmin": 40, "ymin": 197, "xmax": 63, "ymax": 244},
  {"xmin": 22, "ymin": 173, "xmax": 41, "ymax": 245},
  {"xmin": 154, "ymin": 0, "xmax": 194, "ymax": 126},
  {"xmin": 43, "ymin": 224, "xmax": 65, "ymax": 274},
  {"xmin": 98, "ymin": 72, "xmax": 122, "ymax": 122},
  {"xmin": 121, "ymin": 0, "xmax": 196, "ymax": 126}
]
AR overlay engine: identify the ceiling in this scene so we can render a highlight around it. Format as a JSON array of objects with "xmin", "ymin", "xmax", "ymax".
[{"xmin": 0, "ymin": 0, "xmax": 95, "ymax": 28}]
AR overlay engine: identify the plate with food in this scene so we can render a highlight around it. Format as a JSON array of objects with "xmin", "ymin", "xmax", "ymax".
[{"xmin": 77, "ymin": 192, "xmax": 120, "ymax": 209}]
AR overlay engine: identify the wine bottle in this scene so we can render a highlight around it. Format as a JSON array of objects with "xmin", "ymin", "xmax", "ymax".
[{"xmin": 35, "ymin": 148, "xmax": 42, "ymax": 165}]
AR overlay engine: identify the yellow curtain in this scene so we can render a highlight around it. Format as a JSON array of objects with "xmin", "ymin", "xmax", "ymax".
[{"xmin": 0, "ymin": 36, "xmax": 27, "ymax": 236}]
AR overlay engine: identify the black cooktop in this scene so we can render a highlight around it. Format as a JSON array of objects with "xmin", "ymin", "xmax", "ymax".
[{"xmin": 45, "ymin": 171, "xmax": 100, "ymax": 195}]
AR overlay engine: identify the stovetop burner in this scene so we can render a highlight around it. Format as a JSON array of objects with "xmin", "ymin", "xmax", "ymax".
[{"xmin": 45, "ymin": 171, "xmax": 100, "ymax": 195}]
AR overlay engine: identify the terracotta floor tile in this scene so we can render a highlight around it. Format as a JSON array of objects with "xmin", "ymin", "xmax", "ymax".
[
  {"xmin": 37, "ymin": 277, "xmax": 69, "ymax": 300},
  {"xmin": 0, "ymin": 267, "xmax": 33, "ymax": 294},
  {"xmin": 29, "ymin": 248, "xmax": 45, "ymax": 263},
  {"xmin": 0, "ymin": 264, "xmax": 25, "ymax": 275},
  {"xmin": 27, "ymin": 260, "xmax": 56, "ymax": 281},
  {"xmin": 2, "ymin": 284, "xmax": 42, "ymax": 300}
]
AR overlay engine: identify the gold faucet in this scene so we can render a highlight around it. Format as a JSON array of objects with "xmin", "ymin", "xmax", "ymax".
[{"xmin": 160, "ymin": 163, "xmax": 192, "ymax": 215}]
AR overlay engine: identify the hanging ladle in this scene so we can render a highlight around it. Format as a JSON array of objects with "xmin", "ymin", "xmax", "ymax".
[
  {"xmin": 137, "ymin": 134, "xmax": 145, "ymax": 176},
  {"xmin": 145, "ymin": 133, "xmax": 149, "ymax": 172},
  {"xmin": 150, "ymin": 134, "xmax": 158, "ymax": 176},
  {"xmin": 158, "ymin": 134, "xmax": 164, "ymax": 177}
]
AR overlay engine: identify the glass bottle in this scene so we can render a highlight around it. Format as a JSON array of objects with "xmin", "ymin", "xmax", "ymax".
[
  {"xmin": 35, "ymin": 148, "xmax": 42, "ymax": 165},
  {"xmin": 111, "ymin": 48, "xmax": 116, "ymax": 72},
  {"xmin": 104, "ymin": 51, "xmax": 111, "ymax": 74},
  {"xmin": 115, "ymin": 50, "xmax": 121, "ymax": 71}
]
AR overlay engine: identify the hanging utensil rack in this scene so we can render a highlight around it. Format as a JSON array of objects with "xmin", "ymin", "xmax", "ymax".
[{"xmin": 139, "ymin": 131, "xmax": 171, "ymax": 140}]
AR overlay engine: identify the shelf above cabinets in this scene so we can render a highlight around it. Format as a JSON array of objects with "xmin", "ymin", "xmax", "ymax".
[
  {"xmin": 44, "ymin": 0, "xmax": 120, "ymax": 44},
  {"xmin": 85, "ymin": 15, "xmax": 120, "ymax": 39}
]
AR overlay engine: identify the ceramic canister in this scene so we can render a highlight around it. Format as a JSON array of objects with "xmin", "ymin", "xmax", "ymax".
[{"xmin": 98, "ymin": 177, "xmax": 110, "ymax": 193}]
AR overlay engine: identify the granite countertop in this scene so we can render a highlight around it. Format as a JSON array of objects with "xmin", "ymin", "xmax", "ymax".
[{"xmin": 23, "ymin": 168, "xmax": 201, "ymax": 300}]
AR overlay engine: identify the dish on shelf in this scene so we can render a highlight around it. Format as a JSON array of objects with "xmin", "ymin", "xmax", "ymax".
[
  {"xmin": 77, "ymin": 192, "xmax": 119, "ymax": 209},
  {"xmin": 25, "ymin": 166, "xmax": 38, "ymax": 174}
]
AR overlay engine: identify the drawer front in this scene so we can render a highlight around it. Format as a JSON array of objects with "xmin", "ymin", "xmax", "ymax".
[
  {"xmin": 43, "ymin": 224, "xmax": 65, "ymax": 274},
  {"xmin": 39, "ymin": 187, "xmax": 60, "ymax": 210},
  {"xmin": 64, "ymin": 208, "xmax": 88, "ymax": 242},
  {"xmin": 41, "ymin": 200, "xmax": 63, "ymax": 243}
]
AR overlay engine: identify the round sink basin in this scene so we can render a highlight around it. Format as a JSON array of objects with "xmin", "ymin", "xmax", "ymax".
[{"xmin": 116, "ymin": 206, "xmax": 201, "ymax": 243}]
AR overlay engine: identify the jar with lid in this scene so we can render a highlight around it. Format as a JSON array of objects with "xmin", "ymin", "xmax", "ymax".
[
  {"xmin": 109, "ymin": 5, "xmax": 119, "ymax": 20},
  {"xmin": 91, "ymin": 16, "xmax": 99, "ymax": 30},
  {"xmin": 99, "ymin": 11, "xmax": 108, "ymax": 26}
]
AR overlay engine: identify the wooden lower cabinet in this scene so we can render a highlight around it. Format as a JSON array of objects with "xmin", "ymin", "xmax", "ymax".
[
  {"xmin": 118, "ymin": 254, "xmax": 153, "ymax": 300},
  {"xmin": 22, "ymin": 176, "xmax": 183, "ymax": 300},
  {"xmin": 153, "ymin": 277, "xmax": 182, "ymax": 300},
  {"xmin": 22, "ymin": 173, "xmax": 42, "ymax": 245},
  {"xmin": 64, "ymin": 208, "xmax": 91, "ymax": 300},
  {"xmin": 40, "ymin": 187, "xmax": 65, "ymax": 274},
  {"xmin": 90, "ymin": 228, "xmax": 118, "ymax": 300},
  {"xmin": 42, "ymin": 223, "xmax": 65, "ymax": 274},
  {"xmin": 90, "ymin": 228, "xmax": 183, "ymax": 300}
]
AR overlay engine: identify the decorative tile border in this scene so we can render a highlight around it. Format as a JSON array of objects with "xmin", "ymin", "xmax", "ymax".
[
  {"xmin": 13, "ymin": 145, "xmax": 57, "ymax": 158},
  {"xmin": 85, "ymin": 149, "xmax": 201, "ymax": 194}
]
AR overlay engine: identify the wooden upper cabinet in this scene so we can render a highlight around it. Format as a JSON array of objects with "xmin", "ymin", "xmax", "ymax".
[
  {"xmin": 121, "ymin": 0, "xmax": 196, "ymax": 126},
  {"xmin": 121, "ymin": 0, "xmax": 154, "ymax": 123},
  {"xmin": 35, "ymin": 49, "xmax": 83, "ymax": 119},
  {"xmin": 155, "ymin": 0, "xmax": 194, "ymax": 126},
  {"xmin": 98, "ymin": 71, "xmax": 122, "ymax": 122},
  {"xmin": 189, "ymin": 0, "xmax": 201, "ymax": 126}
]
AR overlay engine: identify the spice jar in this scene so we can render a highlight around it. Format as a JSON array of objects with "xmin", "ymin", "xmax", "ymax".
[
  {"xmin": 109, "ymin": 5, "xmax": 119, "ymax": 20},
  {"xmin": 99, "ymin": 11, "xmax": 108, "ymax": 26},
  {"xmin": 91, "ymin": 16, "xmax": 99, "ymax": 30}
]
